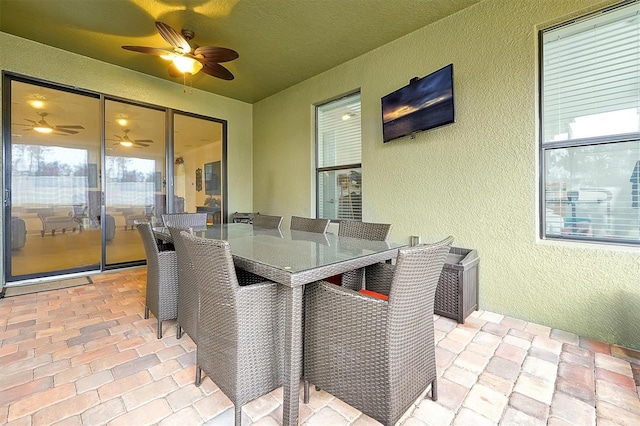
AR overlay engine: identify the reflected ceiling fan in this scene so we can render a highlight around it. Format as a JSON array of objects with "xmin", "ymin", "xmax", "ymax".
[
  {"xmin": 122, "ymin": 21, "xmax": 238, "ymax": 81},
  {"xmin": 18, "ymin": 112, "xmax": 84, "ymax": 135},
  {"xmin": 110, "ymin": 129, "xmax": 153, "ymax": 148}
]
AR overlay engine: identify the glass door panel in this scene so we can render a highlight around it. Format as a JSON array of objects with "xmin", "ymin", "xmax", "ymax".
[
  {"xmin": 7, "ymin": 80, "xmax": 101, "ymax": 280},
  {"xmin": 173, "ymin": 113, "xmax": 224, "ymax": 223},
  {"xmin": 104, "ymin": 100, "xmax": 165, "ymax": 265}
]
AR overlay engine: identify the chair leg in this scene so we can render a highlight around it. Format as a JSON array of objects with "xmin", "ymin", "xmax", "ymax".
[
  {"xmin": 176, "ymin": 324, "xmax": 183, "ymax": 339},
  {"xmin": 234, "ymin": 406, "xmax": 241, "ymax": 426},
  {"xmin": 303, "ymin": 380, "xmax": 309, "ymax": 404},
  {"xmin": 157, "ymin": 319, "xmax": 162, "ymax": 339},
  {"xmin": 431, "ymin": 378, "xmax": 438, "ymax": 401},
  {"xmin": 195, "ymin": 366, "xmax": 202, "ymax": 387},
  {"xmin": 144, "ymin": 306, "xmax": 149, "ymax": 319}
]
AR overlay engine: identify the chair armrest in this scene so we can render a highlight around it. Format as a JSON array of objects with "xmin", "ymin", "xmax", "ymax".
[
  {"xmin": 364, "ymin": 262, "xmax": 395, "ymax": 296},
  {"xmin": 305, "ymin": 280, "xmax": 388, "ymax": 333},
  {"xmin": 304, "ymin": 281, "xmax": 389, "ymax": 381}
]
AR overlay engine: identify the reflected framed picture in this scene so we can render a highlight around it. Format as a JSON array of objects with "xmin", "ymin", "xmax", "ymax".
[
  {"xmin": 196, "ymin": 168, "xmax": 202, "ymax": 192},
  {"xmin": 205, "ymin": 161, "xmax": 221, "ymax": 195}
]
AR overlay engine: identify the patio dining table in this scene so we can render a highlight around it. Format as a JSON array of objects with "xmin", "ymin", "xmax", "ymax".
[{"xmin": 153, "ymin": 223, "xmax": 405, "ymax": 426}]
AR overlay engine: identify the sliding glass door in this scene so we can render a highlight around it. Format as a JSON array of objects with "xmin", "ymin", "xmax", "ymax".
[
  {"xmin": 104, "ymin": 100, "xmax": 165, "ymax": 266},
  {"xmin": 6, "ymin": 79, "xmax": 101, "ymax": 280},
  {"xmin": 173, "ymin": 112, "xmax": 225, "ymax": 224},
  {"xmin": 3, "ymin": 74, "xmax": 227, "ymax": 284}
]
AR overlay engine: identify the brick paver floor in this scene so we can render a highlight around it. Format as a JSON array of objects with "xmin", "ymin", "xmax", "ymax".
[{"xmin": 1, "ymin": 268, "xmax": 639, "ymax": 425}]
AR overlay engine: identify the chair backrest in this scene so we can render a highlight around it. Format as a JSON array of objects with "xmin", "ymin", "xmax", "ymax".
[
  {"xmin": 252, "ymin": 214, "xmax": 283, "ymax": 229},
  {"xmin": 387, "ymin": 235, "xmax": 453, "ymax": 343},
  {"xmin": 290, "ymin": 216, "xmax": 330, "ymax": 233},
  {"xmin": 162, "ymin": 213, "xmax": 208, "ymax": 228},
  {"xmin": 136, "ymin": 221, "xmax": 162, "ymax": 314},
  {"xmin": 168, "ymin": 226, "xmax": 198, "ymax": 340},
  {"xmin": 338, "ymin": 221, "xmax": 392, "ymax": 241},
  {"xmin": 135, "ymin": 221, "xmax": 160, "ymax": 261},
  {"xmin": 181, "ymin": 232, "xmax": 240, "ymax": 306},
  {"xmin": 168, "ymin": 226, "xmax": 194, "ymax": 283}
]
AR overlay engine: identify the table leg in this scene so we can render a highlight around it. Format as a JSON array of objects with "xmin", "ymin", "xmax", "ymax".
[{"xmin": 282, "ymin": 285, "xmax": 303, "ymax": 426}]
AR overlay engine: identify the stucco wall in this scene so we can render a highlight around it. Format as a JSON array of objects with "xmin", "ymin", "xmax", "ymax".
[{"xmin": 253, "ymin": 0, "xmax": 640, "ymax": 349}]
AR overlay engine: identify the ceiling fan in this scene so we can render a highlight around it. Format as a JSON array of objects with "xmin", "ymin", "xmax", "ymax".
[
  {"xmin": 18, "ymin": 112, "xmax": 84, "ymax": 135},
  {"xmin": 122, "ymin": 21, "xmax": 238, "ymax": 81},
  {"xmin": 110, "ymin": 129, "xmax": 154, "ymax": 148}
]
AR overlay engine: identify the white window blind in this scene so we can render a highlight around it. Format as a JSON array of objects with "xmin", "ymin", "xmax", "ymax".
[
  {"xmin": 316, "ymin": 93, "xmax": 362, "ymax": 221},
  {"xmin": 317, "ymin": 94, "xmax": 361, "ymax": 167},
  {"xmin": 542, "ymin": 2, "xmax": 640, "ymax": 143}
]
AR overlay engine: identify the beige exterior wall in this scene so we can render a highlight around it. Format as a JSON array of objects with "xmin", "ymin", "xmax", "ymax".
[
  {"xmin": 253, "ymin": 0, "xmax": 640, "ymax": 349},
  {"xmin": 0, "ymin": 32, "xmax": 254, "ymax": 221}
]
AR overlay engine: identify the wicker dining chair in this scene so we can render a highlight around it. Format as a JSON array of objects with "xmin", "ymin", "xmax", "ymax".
[
  {"xmin": 303, "ymin": 236, "xmax": 453, "ymax": 426},
  {"xmin": 180, "ymin": 232, "xmax": 285, "ymax": 425},
  {"xmin": 135, "ymin": 221, "xmax": 179, "ymax": 339},
  {"xmin": 167, "ymin": 226, "xmax": 196, "ymax": 341},
  {"xmin": 290, "ymin": 215, "xmax": 330, "ymax": 233},
  {"xmin": 252, "ymin": 213, "xmax": 283, "ymax": 229},
  {"xmin": 336, "ymin": 220, "xmax": 392, "ymax": 290},
  {"xmin": 162, "ymin": 212, "xmax": 208, "ymax": 228}
]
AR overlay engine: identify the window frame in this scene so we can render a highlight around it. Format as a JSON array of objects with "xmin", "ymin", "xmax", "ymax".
[
  {"xmin": 538, "ymin": 0, "xmax": 640, "ymax": 246},
  {"xmin": 315, "ymin": 92, "xmax": 362, "ymax": 222}
]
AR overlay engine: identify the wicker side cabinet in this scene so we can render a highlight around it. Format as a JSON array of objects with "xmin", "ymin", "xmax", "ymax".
[{"xmin": 435, "ymin": 247, "xmax": 480, "ymax": 323}]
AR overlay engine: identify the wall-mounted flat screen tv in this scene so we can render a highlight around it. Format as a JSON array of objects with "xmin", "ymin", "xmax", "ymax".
[{"xmin": 381, "ymin": 64, "xmax": 455, "ymax": 143}]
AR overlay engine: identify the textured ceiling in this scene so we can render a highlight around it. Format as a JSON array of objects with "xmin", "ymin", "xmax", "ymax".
[{"xmin": 0, "ymin": 0, "xmax": 481, "ymax": 103}]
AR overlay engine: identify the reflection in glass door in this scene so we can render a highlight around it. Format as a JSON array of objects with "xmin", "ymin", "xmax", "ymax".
[
  {"xmin": 4, "ymin": 77, "xmax": 228, "ymax": 284},
  {"xmin": 6, "ymin": 80, "xmax": 101, "ymax": 280},
  {"xmin": 104, "ymin": 100, "xmax": 165, "ymax": 266},
  {"xmin": 173, "ymin": 113, "xmax": 225, "ymax": 224}
]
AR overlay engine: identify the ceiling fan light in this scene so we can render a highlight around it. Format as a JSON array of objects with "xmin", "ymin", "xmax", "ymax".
[
  {"xmin": 28, "ymin": 100, "xmax": 45, "ymax": 109},
  {"xmin": 173, "ymin": 56, "xmax": 203, "ymax": 75},
  {"xmin": 34, "ymin": 126, "xmax": 53, "ymax": 134},
  {"xmin": 116, "ymin": 118, "xmax": 128, "ymax": 126},
  {"xmin": 120, "ymin": 141, "xmax": 133, "ymax": 147}
]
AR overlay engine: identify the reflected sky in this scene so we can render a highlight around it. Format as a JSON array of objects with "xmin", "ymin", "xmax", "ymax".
[{"xmin": 382, "ymin": 65, "xmax": 453, "ymax": 123}]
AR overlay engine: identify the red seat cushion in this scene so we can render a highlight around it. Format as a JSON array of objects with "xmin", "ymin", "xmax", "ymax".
[
  {"xmin": 358, "ymin": 289, "xmax": 388, "ymax": 301},
  {"xmin": 325, "ymin": 274, "xmax": 342, "ymax": 285}
]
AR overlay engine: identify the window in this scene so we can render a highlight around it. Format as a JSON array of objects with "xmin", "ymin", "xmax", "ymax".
[
  {"xmin": 316, "ymin": 93, "xmax": 362, "ymax": 221},
  {"xmin": 540, "ymin": 1, "xmax": 640, "ymax": 245}
]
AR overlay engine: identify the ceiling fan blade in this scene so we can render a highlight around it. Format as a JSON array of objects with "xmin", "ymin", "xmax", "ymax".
[
  {"xmin": 24, "ymin": 119, "xmax": 37, "ymax": 124},
  {"xmin": 194, "ymin": 46, "xmax": 239, "ymax": 63},
  {"xmin": 134, "ymin": 142, "xmax": 150, "ymax": 147},
  {"xmin": 155, "ymin": 22, "xmax": 191, "ymax": 53},
  {"xmin": 55, "ymin": 125, "xmax": 85, "ymax": 129},
  {"xmin": 201, "ymin": 63, "xmax": 234, "ymax": 81},
  {"xmin": 122, "ymin": 45, "xmax": 175, "ymax": 57},
  {"xmin": 134, "ymin": 139, "xmax": 154, "ymax": 143},
  {"xmin": 55, "ymin": 128, "xmax": 79, "ymax": 135}
]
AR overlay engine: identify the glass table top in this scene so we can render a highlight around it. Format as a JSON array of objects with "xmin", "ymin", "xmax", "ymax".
[{"xmin": 154, "ymin": 223, "xmax": 405, "ymax": 274}]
